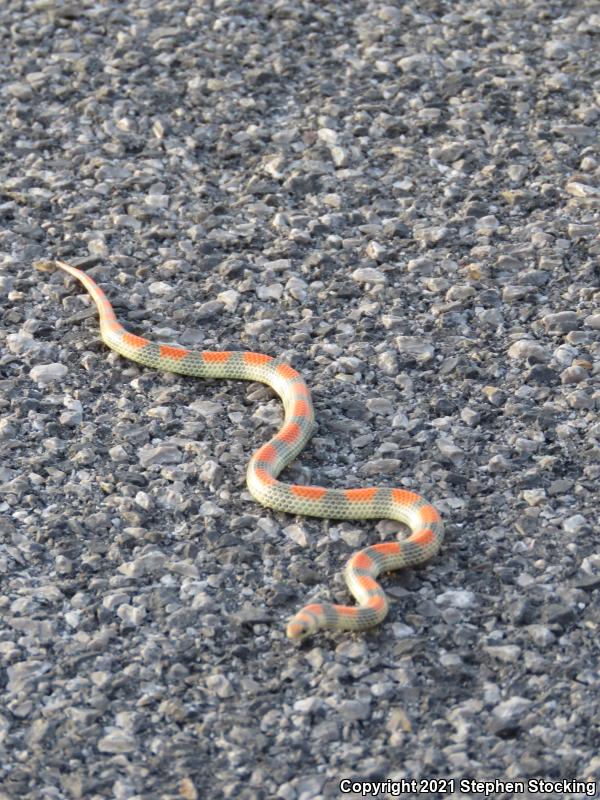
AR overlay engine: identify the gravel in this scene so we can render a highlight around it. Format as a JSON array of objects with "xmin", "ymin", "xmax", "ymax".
[{"xmin": 1, "ymin": 1, "xmax": 599, "ymax": 799}]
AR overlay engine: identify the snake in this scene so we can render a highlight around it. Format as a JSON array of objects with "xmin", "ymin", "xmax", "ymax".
[{"xmin": 45, "ymin": 259, "xmax": 443, "ymax": 640}]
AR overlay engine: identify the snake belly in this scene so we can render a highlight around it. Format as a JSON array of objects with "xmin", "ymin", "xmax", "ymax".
[{"xmin": 51, "ymin": 260, "xmax": 443, "ymax": 640}]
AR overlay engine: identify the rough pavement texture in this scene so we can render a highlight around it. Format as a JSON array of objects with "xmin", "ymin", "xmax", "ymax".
[{"xmin": 1, "ymin": 1, "xmax": 599, "ymax": 799}]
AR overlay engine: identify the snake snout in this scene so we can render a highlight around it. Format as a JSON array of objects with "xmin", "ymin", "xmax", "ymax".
[{"xmin": 286, "ymin": 602, "xmax": 327, "ymax": 640}]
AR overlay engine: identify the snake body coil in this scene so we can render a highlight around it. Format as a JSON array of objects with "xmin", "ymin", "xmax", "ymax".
[{"xmin": 51, "ymin": 260, "xmax": 443, "ymax": 640}]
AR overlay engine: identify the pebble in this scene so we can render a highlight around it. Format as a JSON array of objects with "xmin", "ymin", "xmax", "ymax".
[
  {"xmin": 483, "ymin": 645, "xmax": 521, "ymax": 664},
  {"xmin": 565, "ymin": 181, "xmax": 600, "ymax": 198},
  {"xmin": 560, "ymin": 365, "xmax": 588, "ymax": 384},
  {"xmin": 206, "ymin": 674, "xmax": 235, "ymax": 699},
  {"xmin": 436, "ymin": 590, "xmax": 477, "ymax": 609},
  {"xmin": 116, "ymin": 604, "xmax": 146, "ymax": 625},
  {"xmin": 391, "ymin": 623, "xmax": 416, "ymax": 639},
  {"xmin": 563, "ymin": 514, "xmax": 588, "ymax": 534},
  {"xmin": 338, "ymin": 699, "xmax": 371, "ymax": 722},
  {"xmin": 118, "ymin": 551, "xmax": 167, "ymax": 578},
  {"xmin": 526, "ymin": 625, "xmax": 556, "ymax": 648},
  {"xmin": 109, "ymin": 444, "xmax": 129, "ymax": 462},
  {"xmin": 365, "ymin": 398, "xmax": 394, "ymax": 415},
  {"xmin": 542, "ymin": 311, "xmax": 580, "ymax": 334},
  {"xmin": 7, "ymin": 332, "xmax": 40, "ymax": 354},
  {"xmin": 583, "ymin": 313, "xmax": 600, "ymax": 330},
  {"xmin": 138, "ymin": 442, "xmax": 183, "ymax": 467},
  {"xmin": 97, "ymin": 729, "xmax": 138, "ymax": 754},
  {"xmin": 293, "ymin": 697, "xmax": 325, "ymax": 715},
  {"xmin": 395, "ymin": 336, "xmax": 434, "ymax": 362},
  {"xmin": 29, "ymin": 363, "xmax": 68, "ymax": 385},
  {"xmin": 283, "ymin": 524, "xmax": 309, "ymax": 547},
  {"xmin": 491, "ymin": 697, "xmax": 533, "ymax": 734},
  {"xmin": 541, "ymin": 603, "xmax": 576, "ymax": 626},
  {"xmin": 507, "ymin": 339, "xmax": 549, "ymax": 362},
  {"xmin": 351, "ymin": 267, "xmax": 386, "ymax": 284}
]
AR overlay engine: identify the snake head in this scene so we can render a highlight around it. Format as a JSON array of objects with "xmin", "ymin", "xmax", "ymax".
[
  {"xmin": 286, "ymin": 603, "xmax": 324, "ymax": 641},
  {"xmin": 286, "ymin": 618, "xmax": 312, "ymax": 641}
]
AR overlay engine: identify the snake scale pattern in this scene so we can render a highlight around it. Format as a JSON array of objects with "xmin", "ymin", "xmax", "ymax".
[{"xmin": 49, "ymin": 260, "xmax": 443, "ymax": 640}]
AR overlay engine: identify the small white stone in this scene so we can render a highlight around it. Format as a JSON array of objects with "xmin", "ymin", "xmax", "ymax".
[
  {"xmin": 366, "ymin": 398, "xmax": 394, "ymax": 415},
  {"xmin": 563, "ymin": 514, "xmax": 587, "ymax": 534},
  {"xmin": 134, "ymin": 491, "xmax": 153, "ymax": 511},
  {"xmin": 391, "ymin": 623, "xmax": 415, "ymax": 639},
  {"xmin": 584, "ymin": 313, "xmax": 600, "ymax": 330},
  {"xmin": 118, "ymin": 551, "xmax": 166, "ymax": 578},
  {"xmin": 552, "ymin": 344, "xmax": 579, "ymax": 366},
  {"xmin": 523, "ymin": 489, "xmax": 546, "ymax": 506},
  {"xmin": 560, "ymin": 365, "xmax": 588, "ymax": 385},
  {"xmin": 293, "ymin": 696, "xmax": 325, "ymax": 714},
  {"xmin": 580, "ymin": 554, "xmax": 600, "ymax": 575},
  {"xmin": 331, "ymin": 146, "xmax": 349, "ymax": 166},
  {"xmin": 108, "ymin": 445, "xmax": 129, "ymax": 462},
  {"xmin": 256, "ymin": 283, "xmax": 283, "ymax": 301},
  {"xmin": 138, "ymin": 442, "xmax": 182, "ymax": 467},
  {"xmin": 198, "ymin": 500, "xmax": 225, "ymax": 518},
  {"xmin": 217, "ymin": 288, "xmax": 240, "ymax": 310},
  {"xmin": 285, "ymin": 276, "xmax": 307, "ymax": 301},
  {"xmin": 366, "ymin": 241, "xmax": 386, "ymax": 261},
  {"xmin": 148, "ymin": 280, "xmax": 174, "ymax": 296},
  {"xmin": 98, "ymin": 729, "xmax": 137, "ymax": 754},
  {"xmin": 351, "ymin": 267, "xmax": 387, "ymax": 284},
  {"xmin": 283, "ymin": 524, "xmax": 308, "ymax": 547},
  {"xmin": 484, "ymin": 645, "xmax": 521, "ymax": 663},
  {"xmin": 507, "ymin": 339, "xmax": 549, "ymax": 362},
  {"xmin": 566, "ymin": 181, "xmax": 600, "ymax": 198},
  {"xmin": 64, "ymin": 611, "xmax": 81, "ymax": 628},
  {"xmin": 103, "ymin": 592, "xmax": 130, "ymax": 610},
  {"xmin": 116, "ymin": 604, "xmax": 146, "ymax": 625},
  {"xmin": 29, "ymin": 363, "xmax": 68, "ymax": 385},
  {"xmin": 189, "ymin": 400, "xmax": 223, "ymax": 417},
  {"xmin": 7, "ymin": 332, "xmax": 40, "ymax": 354},
  {"xmin": 436, "ymin": 589, "xmax": 477, "ymax": 609},
  {"xmin": 543, "ymin": 311, "xmax": 579, "ymax": 334},
  {"xmin": 493, "ymin": 696, "xmax": 532, "ymax": 721},
  {"xmin": 475, "ymin": 215, "xmax": 500, "ymax": 233},
  {"xmin": 395, "ymin": 336, "xmax": 434, "ymax": 363},
  {"xmin": 317, "ymin": 127, "xmax": 338, "ymax": 145},
  {"xmin": 144, "ymin": 194, "xmax": 169, "ymax": 208},
  {"xmin": 206, "ymin": 673, "xmax": 234, "ymax": 698},
  {"xmin": 436, "ymin": 437, "xmax": 465, "ymax": 464}
]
